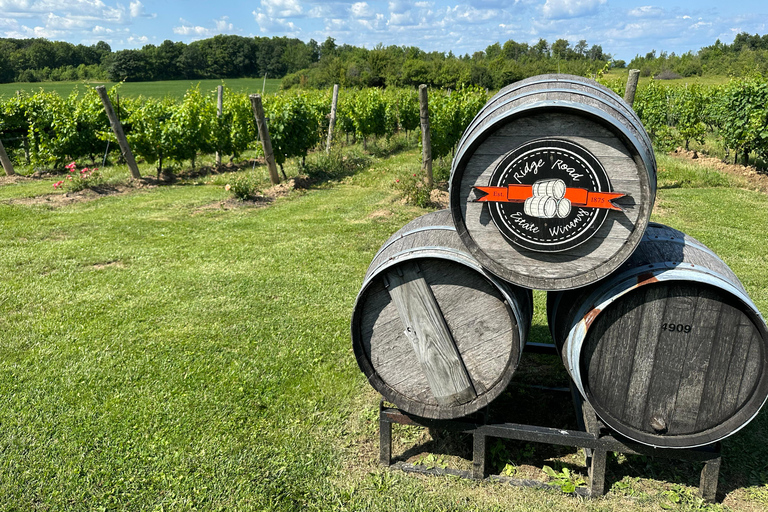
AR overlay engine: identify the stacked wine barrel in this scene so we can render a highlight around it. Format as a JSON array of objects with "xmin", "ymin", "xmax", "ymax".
[{"xmin": 352, "ymin": 74, "xmax": 768, "ymax": 448}]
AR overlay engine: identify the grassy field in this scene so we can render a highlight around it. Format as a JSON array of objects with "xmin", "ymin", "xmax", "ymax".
[
  {"xmin": 1, "ymin": 141, "xmax": 767, "ymax": 510},
  {"xmin": 0, "ymin": 77, "xmax": 283, "ymax": 99},
  {"xmin": 602, "ymin": 69, "xmax": 732, "ymax": 87}
]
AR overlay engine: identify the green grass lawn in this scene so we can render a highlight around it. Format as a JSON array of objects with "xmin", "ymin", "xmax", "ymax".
[
  {"xmin": 1, "ymin": 143, "xmax": 767, "ymax": 510},
  {"xmin": 0, "ymin": 77, "xmax": 283, "ymax": 99},
  {"xmin": 602, "ymin": 69, "xmax": 732, "ymax": 87}
]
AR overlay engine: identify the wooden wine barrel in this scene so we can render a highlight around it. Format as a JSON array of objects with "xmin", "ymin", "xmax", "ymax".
[
  {"xmin": 352, "ymin": 210, "xmax": 533, "ymax": 419},
  {"xmin": 450, "ymin": 74, "xmax": 657, "ymax": 290},
  {"xmin": 548, "ymin": 223, "xmax": 768, "ymax": 448}
]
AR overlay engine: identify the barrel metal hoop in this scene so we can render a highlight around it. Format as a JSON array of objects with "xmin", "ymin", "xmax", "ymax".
[
  {"xmin": 452, "ymin": 99, "xmax": 656, "ymax": 197},
  {"xmin": 373, "ymin": 225, "xmax": 456, "ymax": 259},
  {"xmin": 463, "ymin": 78, "xmax": 648, "ymax": 153},
  {"xmin": 643, "ymin": 223, "xmax": 721, "ymax": 261},
  {"xmin": 360, "ymin": 247, "xmax": 529, "ymax": 353},
  {"xmin": 565, "ymin": 265, "xmax": 766, "ymax": 401},
  {"xmin": 455, "ymin": 88, "xmax": 655, "ymax": 169}
]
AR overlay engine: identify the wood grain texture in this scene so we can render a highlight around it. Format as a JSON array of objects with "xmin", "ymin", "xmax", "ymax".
[
  {"xmin": 0, "ymin": 137, "xmax": 15, "ymax": 176},
  {"xmin": 419, "ymin": 84, "xmax": 433, "ymax": 188},
  {"xmin": 452, "ymin": 109, "xmax": 653, "ymax": 290},
  {"xmin": 249, "ymin": 94, "xmax": 280, "ymax": 185},
  {"xmin": 548, "ymin": 223, "xmax": 768, "ymax": 448},
  {"xmin": 96, "ymin": 85, "xmax": 141, "ymax": 179},
  {"xmin": 352, "ymin": 210, "xmax": 532, "ymax": 419},
  {"xmin": 385, "ymin": 262, "xmax": 477, "ymax": 406},
  {"xmin": 455, "ymin": 78, "xmax": 655, "ymax": 176},
  {"xmin": 326, "ymin": 84, "xmax": 339, "ymax": 154}
]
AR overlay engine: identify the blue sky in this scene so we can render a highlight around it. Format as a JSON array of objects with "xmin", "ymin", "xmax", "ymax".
[{"xmin": 0, "ymin": 0, "xmax": 766, "ymax": 61}]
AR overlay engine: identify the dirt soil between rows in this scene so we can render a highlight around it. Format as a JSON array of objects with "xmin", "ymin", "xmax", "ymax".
[
  {"xmin": 669, "ymin": 147, "xmax": 768, "ymax": 194},
  {"xmin": 2, "ymin": 173, "xmax": 313, "ymax": 209},
  {"xmin": 3, "ymin": 151, "xmax": 765, "ymax": 209}
]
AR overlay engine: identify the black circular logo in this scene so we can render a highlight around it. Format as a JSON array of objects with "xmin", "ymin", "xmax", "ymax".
[{"xmin": 486, "ymin": 138, "xmax": 612, "ymax": 252}]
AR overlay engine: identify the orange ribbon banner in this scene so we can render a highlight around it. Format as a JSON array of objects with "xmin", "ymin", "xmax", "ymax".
[{"xmin": 473, "ymin": 185, "xmax": 625, "ymax": 211}]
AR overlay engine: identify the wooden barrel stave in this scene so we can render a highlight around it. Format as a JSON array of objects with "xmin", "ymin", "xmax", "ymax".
[
  {"xmin": 547, "ymin": 223, "xmax": 768, "ymax": 448},
  {"xmin": 457, "ymin": 77, "xmax": 654, "ymax": 167},
  {"xmin": 451, "ymin": 75, "xmax": 656, "ymax": 290},
  {"xmin": 353, "ymin": 210, "xmax": 533, "ymax": 419}
]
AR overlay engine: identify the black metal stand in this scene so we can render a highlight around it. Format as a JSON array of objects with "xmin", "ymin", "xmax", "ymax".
[{"xmin": 379, "ymin": 396, "xmax": 722, "ymax": 501}]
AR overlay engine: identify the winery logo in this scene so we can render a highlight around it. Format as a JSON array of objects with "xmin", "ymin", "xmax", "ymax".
[{"xmin": 473, "ymin": 138, "xmax": 625, "ymax": 252}]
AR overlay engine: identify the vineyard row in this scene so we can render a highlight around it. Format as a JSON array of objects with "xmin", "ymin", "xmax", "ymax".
[{"xmin": 1, "ymin": 76, "xmax": 767, "ymax": 176}]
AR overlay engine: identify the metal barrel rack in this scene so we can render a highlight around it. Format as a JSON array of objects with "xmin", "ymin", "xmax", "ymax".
[{"xmin": 378, "ymin": 345, "xmax": 722, "ymax": 502}]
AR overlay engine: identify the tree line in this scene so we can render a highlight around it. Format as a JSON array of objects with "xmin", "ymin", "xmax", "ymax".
[
  {"xmin": 628, "ymin": 32, "xmax": 768, "ymax": 78},
  {"xmin": 2, "ymin": 31, "xmax": 767, "ymax": 89},
  {"xmin": 0, "ymin": 35, "xmax": 319, "ymax": 84},
  {"xmin": 0, "ymin": 34, "xmax": 613, "ymax": 88},
  {"xmin": 280, "ymin": 37, "xmax": 613, "ymax": 90}
]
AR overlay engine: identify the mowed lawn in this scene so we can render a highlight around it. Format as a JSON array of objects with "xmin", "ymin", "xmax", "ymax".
[
  {"xmin": 0, "ymin": 77, "xmax": 283, "ymax": 100},
  {"xmin": 1, "ymin": 147, "xmax": 767, "ymax": 511}
]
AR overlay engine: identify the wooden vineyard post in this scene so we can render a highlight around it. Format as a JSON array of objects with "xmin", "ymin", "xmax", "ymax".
[
  {"xmin": 385, "ymin": 262, "xmax": 476, "ymax": 407},
  {"xmin": 17, "ymin": 91, "xmax": 30, "ymax": 164},
  {"xmin": 0, "ymin": 138, "xmax": 16, "ymax": 176},
  {"xmin": 96, "ymin": 86, "xmax": 141, "ymax": 179},
  {"xmin": 215, "ymin": 85, "xmax": 223, "ymax": 168},
  {"xmin": 419, "ymin": 84, "xmax": 433, "ymax": 189},
  {"xmin": 326, "ymin": 84, "xmax": 339, "ymax": 154},
  {"xmin": 249, "ymin": 94, "xmax": 280, "ymax": 185},
  {"xmin": 624, "ymin": 69, "xmax": 641, "ymax": 107}
]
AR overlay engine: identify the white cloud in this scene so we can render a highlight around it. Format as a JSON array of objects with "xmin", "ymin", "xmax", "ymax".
[
  {"xmin": 388, "ymin": 0, "xmax": 410, "ymax": 15},
  {"xmin": 690, "ymin": 21, "xmax": 712, "ymax": 30},
  {"xmin": 628, "ymin": 6, "xmax": 665, "ymax": 18},
  {"xmin": 44, "ymin": 12, "xmax": 90, "ymax": 29},
  {"xmin": 173, "ymin": 16, "xmax": 235, "ymax": 38},
  {"xmin": 388, "ymin": 10, "xmax": 415, "ymax": 27},
  {"xmin": 541, "ymin": 0, "xmax": 606, "ymax": 20},
  {"xmin": 127, "ymin": 34, "xmax": 148, "ymax": 44},
  {"xmin": 356, "ymin": 12, "xmax": 386, "ymax": 31},
  {"xmin": 252, "ymin": 11, "xmax": 300, "ymax": 35},
  {"xmin": 446, "ymin": 5, "xmax": 500, "ymax": 24},
  {"xmin": 350, "ymin": 2, "xmax": 375, "ymax": 19},
  {"xmin": 129, "ymin": 1, "xmax": 155, "ymax": 19},
  {"xmin": 259, "ymin": 0, "xmax": 303, "ymax": 18}
]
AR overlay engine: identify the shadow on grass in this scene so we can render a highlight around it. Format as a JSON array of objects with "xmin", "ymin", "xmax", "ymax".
[{"xmin": 384, "ymin": 358, "xmax": 768, "ymax": 502}]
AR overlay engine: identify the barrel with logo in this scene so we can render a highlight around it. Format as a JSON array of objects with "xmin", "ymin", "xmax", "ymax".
[
  {"xmin": 352, "ymin": 210, "xmax": 533, "ymax": 419},
  {"xmin": 547, "ymin": 223, "xmax": 768, "ymax": 448},
  {"xmin": 450, "ymin": 74, "xmax": 657, "ymax": 290}
]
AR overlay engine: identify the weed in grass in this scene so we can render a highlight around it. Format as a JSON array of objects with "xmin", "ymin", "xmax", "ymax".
[
  {"xmin": 501, "ymin": 463, "xmax": 518, "ymax": 477},
  {"xmin": 433, "ymin": 161, "xmax": 451, "ymax": 183},
  {"xmin": 613, "ymin": 476, "xmax": 645, "ymax": 498},
  {"xmin": 367, "ymin": 133, "xmax": 417, "ymax": 158},
  {"xmin": 489, "ymin": 439, "xmax": 512, "ymax": 473},
  {"xmin": 414, "ymin": 453, "xmax": 448, "ymax": 470},
  {"xmin": 658, "ymin": 484, "xmax": 714, "ymax": 510},
  {"xmin": 394, "ymin": 171, "xmax": 432, "ymax": 208},
  {"xmin": 225, "ymin": 174, "xmax": 258, "ymax": 200},
  {"xmin": 542, "ymin": 466, "xmax": 587, "ymax": 494}
]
